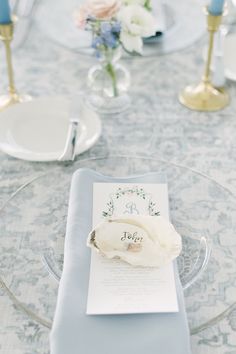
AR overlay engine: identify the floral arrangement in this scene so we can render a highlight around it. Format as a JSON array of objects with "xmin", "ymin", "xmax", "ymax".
[
  {"xmin": 75, "ymin": 0, "xmax": 156, "ymax": 107},
  {"xmin": 102, "ymin": 186, "xmax": 160, "ymax": 217},
  {"xmin": 75, "ymin": 0, "xmax": 156, "ymax": 55}
]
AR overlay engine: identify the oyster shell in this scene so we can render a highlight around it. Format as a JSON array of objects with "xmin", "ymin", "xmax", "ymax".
[{"xmin": 87, "ymin": 215, "xmax": 182, "ymax": 267}]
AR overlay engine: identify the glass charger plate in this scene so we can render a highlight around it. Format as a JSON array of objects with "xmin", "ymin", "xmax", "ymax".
[
  {"xmin": 1, "ymin": 156, "xmax": 236, "ymax": 334},
  {"xmin": 34, "ymin": 0, "xmax": 205, "ymax": 57}
]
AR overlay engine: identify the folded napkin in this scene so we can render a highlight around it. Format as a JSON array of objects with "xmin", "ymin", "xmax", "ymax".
[
  {"xmin": 50, "ymin": 168, "xmax": 192, "ymax": 354},
  {"xmin": 144, "ymin": 0, "xmax": 167, "ymax": 43},
  {"xmin": 152, "ymin": 0, "xmax": 167, "ymax": 36}
]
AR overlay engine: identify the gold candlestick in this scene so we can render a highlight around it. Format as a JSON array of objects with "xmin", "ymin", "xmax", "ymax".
[
  {"xmin": 179, "ymin": 10, "xmax": 230, "ymax": 112},
  {"xmin": 0, "ymin": 22, "xmax": 31, "ymax": 111}
]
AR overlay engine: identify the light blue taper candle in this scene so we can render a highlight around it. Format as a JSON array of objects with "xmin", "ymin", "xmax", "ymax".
[
  {"xmin": 208, "ymin": 0, "xmax": 225, "ymax": 15},
  {"xmin": 0, "ymin": 0, "xmax": 11, "ymax": 24}
]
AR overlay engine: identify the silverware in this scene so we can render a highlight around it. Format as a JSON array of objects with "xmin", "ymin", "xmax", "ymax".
[{"xmin": 58, "ymin": 99, "xmax": 81, "ymax": 162}]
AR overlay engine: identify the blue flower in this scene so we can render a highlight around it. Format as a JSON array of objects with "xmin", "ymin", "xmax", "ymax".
[
  {"xmin": 92, "ymin": 36, "xmax": 104, "ymax": 49},
  {"xmin": 112, "ymin": 21, "xmax": 121, "ymax": 34},
  {"xmin": 91, "ymin": 20, "xmax": 120, "ymax": 53},
  {"xmin": 100, "ymin": 22, "xmax": 112, "ymax": 35},
  {"xmin": 103, "ymin": 33, "xmax": 118, "ymax": 48},
  {"xmin": 99, "ymin": 21, "xmax": 120, "ymax": 48}
]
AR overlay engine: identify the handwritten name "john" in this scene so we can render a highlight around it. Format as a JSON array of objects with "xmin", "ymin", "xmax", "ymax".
[{"xmin": 121, "ymin": 232, "xmax": 143, "ymax": 243}]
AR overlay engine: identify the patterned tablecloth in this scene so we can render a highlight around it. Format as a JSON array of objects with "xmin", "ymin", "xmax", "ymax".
[{"xmin": 0, "ymin": 5, "xmax": 236, "ymax": 354}]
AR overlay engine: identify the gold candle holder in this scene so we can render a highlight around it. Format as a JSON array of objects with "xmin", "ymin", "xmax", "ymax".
[
  {"xmin": 0, "ymin": 22, "xmax": 31, "ymax": 111},
  {"xmin": 179, "ymin": 10, "xmax": 230, "ymax": 112}
]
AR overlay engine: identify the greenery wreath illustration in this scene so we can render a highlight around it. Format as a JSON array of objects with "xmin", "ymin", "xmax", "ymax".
[{"xmin": 102, "ymin": 186, "xmax": 160, "ymax": 217}]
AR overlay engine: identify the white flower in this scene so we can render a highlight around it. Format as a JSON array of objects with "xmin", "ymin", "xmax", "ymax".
[
  {"xmin": 87, "ymin": 215, "xmax": 182, "ymax": 267},
  {"xmin": 118, "ymin": 4, "xmax": 156, "ymax": 53},
  {"xmin": 120, "ymin": 31, "xmax": 143, "ymax": 53}
]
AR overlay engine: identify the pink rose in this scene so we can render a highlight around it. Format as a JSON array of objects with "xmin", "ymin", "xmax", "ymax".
[
  {"xmin": 74, "ymin": 6, "xmax": 89, "ymax": 29},
  {"xmin": 87, "ymin": 0, "xmax": 121, "ymax": 19}
]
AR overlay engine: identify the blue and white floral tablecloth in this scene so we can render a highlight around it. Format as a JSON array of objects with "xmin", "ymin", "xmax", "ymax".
[{"xmin": 0, "ymin": 9, "xmax": 236, "ymax": 354}]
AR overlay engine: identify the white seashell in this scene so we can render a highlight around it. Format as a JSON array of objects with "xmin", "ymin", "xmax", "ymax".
[{"xmin": 87, "ymin": 215, "xmax": 182, "ymax": 268}]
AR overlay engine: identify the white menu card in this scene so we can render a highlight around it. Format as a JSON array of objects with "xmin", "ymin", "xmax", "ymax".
[{"xmin": 86, "ymin": 183, "xmax": 179, "ymax": 315}]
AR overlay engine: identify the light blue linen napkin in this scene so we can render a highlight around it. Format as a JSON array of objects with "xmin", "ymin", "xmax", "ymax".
[{"xmin": 50, "ymin": 168, "xmax": 192, "ymax": 354}]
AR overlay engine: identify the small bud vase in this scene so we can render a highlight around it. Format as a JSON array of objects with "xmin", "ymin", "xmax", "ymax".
[{"xmin": 87, "ymin": 46, "xmax": 131, "ymax": 114}]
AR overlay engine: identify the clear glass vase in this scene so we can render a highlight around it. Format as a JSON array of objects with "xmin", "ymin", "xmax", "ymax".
[{"xmin": 87, "ymin": 46, "xmax": 131, "ymax": 114}]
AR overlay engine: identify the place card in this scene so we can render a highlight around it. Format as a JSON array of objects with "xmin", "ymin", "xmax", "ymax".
[{"xmin": 86, "ymin": 183, "xmax": 179, "ymax": 315}]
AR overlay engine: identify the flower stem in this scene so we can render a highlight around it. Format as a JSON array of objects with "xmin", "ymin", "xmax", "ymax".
[{"xmin": 106, "ymin": 61, "xmax": 118, "ymax": 97}]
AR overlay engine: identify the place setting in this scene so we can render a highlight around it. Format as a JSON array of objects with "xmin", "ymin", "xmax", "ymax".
[
  {"xmin": 1, "ymin": 155, "xmax": 236, "ymax": 352},
  {"xmin": 0, "ymin": 96, "xmax": 101, "ymax": 161},
  {"xmin": 0, "ymin": 1, "xmax": 236, "ymax": 354}
]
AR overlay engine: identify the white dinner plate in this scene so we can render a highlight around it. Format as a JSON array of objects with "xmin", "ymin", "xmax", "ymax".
[{"xmin": 0, "ymin": 97, "xmax": 102, "ymax": 162}]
